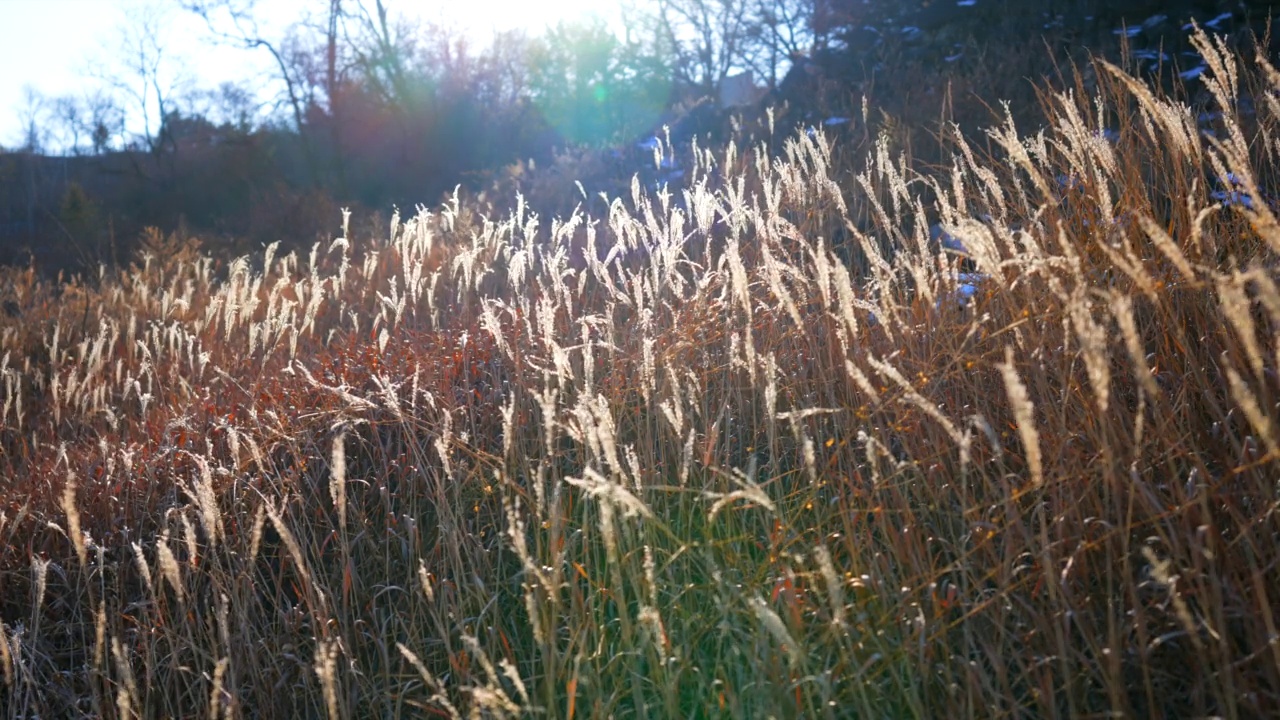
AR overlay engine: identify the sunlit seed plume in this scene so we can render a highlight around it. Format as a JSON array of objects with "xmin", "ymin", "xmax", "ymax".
[
  {"xmin": 999, "ymin": 346, "xmax": 1043, "ymax": 486},
  {"xmin": 246, "ymin": 505, "xmax": 267, "ymax": 569},
  {"xmin": 185, "ymin": 454, "xmax": 224, "ymax": 553},
  {"xmin": 208, "ymin": 657, "xmax": 230, "ymax": 719},
  {"xmin": 180, "ymin": 512, "xmax": 200, "ymax": 569},
  {"xmin": 1217, "ymin": 273, "xmax": 1266, "ymax": 382},
  {"xmin": 581, "ymin": 395, "xmax": 623, "ymax": 482},
  {"xmin": 638, "ymin": 605, "xmax": 668, "ymax": 657},
  {"xmin": 481, "ymin": 303, "xmax": 511, "ymax": 361},
  {"xmin": 987, "ymin": 110, "xmax": 1054, "ymax": 204},
  {"xmin": 502, "ymin": 493, "xmax": 549, "ymax": 595},
  {"xmin": 374, "ymin": 374, "xmax": 404, "ymax": 422},
  {"xmin": 762, "ymin": 245, "xmax": 803, "ymax": 327},
  {"xmin": 111, "ymin": 637, "xmax": 139, "ymax": 719},
  {"xmin": 1067, "ymin": 295, "xmax": 1110, "ymax": 413},
  {"xmin": 566, "ymin": 466, "xmax": 653, "ymax": 522},
  {"xmin": 0, "ymin": 620, "xmax": 13, "ymax": 692},
  {"xmin": 215, "ymin": 593, "xmax": 231, "ymax": 653},
  {"xmin": 397, "ymin": 643, "xmax": 463, "ymax": 719},
  {"xmin": 501, "ymin": 395, "xmax": 517, "ymax": 460},
  {"xmin": 295, "ymin": 361, "xmax": 377, "ymax": 412},
  {"xmin": 314, "ymin": 637, "xmax": 341, "ymax": 720},
  {"xmin": 265, "ymin": 501, "xmax": 322, "ymax": 612},
  {"xmin": 416, "ymin": 559, "xmax": 436, "ymax": 605},
  {"xmin": 813, "ymin": 545, "xmax": 845, "ymax": 627},
  {"xmin": 61, "ymin": 475, "xmax": 87, "ymax": 569},
  {"xmin": 640, "ymin": 334, "xmax": 657, "ymax": 406},
  {"xmin": 1102, "ymin": 60, "xmax": 1200, "ymax": 163},
  {"xmin": 867, "ymin": 355, "xmax": 962, "ymax": 444},
  {"xmin": 1226, "ymin": 366, "xmax": 1280, "ymax": 458},
  {"xmin": 461, "ymin": 634, "xmax": 521, "ymax": 714},
  {"xmin": 330, "ymin": 431, "xmax": 348, "ymax": 531},
  {"xmin": 91, "ymin": 600, "xmax": 106, "ymax": 684},
  {"xmin": 764, "ymin": 352, "xmax": 779, "ymax": 436},
  {"xmin": 1142, "ymin": 546, "xmax": 1209, "ymax": 652},
  {"xmin": 704, "ymin": 461, "xmax": 777, "ymax": 522},
  {"xmin": 1109, "ymin": 292, "xmax": 1161, "ymax": 400},
  {"xmin": 1243, "ymin": 268, "xmax": 1280, "ymax": 373},
  {"xmin": 131, "ymin": 542, "xmax": 155, "ymax": 601},
  {"xmin": 500, "ymin": 658, "xmax": 531, "ymax": 708},
  {"xmin": 156, "ymin": 529, "xmax": 185, "ymax": 604},
  {"xmin": 845, "ymin": 360, "xmax": 881, "ymax": 405},
  {"xmin": 969, "ymin": 413, "xmax": 1003, "ymax": 461},
  {"xmin": 1192, "ymin": 28, "xmax": 1241, "ymax": 146},
  {"xmin": 434, "ymin": 413, "xmax": 453, "ymax": 479},
  {"xmin": 1137, "ymin": 215, "xmax": 1197, "ymax": 283},
  {"xmin": 750, "ymin": 595, "xmax": 802, "ymax": 667}
]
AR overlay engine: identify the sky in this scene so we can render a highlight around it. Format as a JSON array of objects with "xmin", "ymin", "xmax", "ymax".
[{"xmin": 0, "ymin": 0, "xmax": 619, "ymax": 149}]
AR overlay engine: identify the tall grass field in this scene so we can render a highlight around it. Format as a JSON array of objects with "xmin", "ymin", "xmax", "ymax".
[{"xmin": 2, "ymin": 29, "xmax": 1279, "ymax": 718}]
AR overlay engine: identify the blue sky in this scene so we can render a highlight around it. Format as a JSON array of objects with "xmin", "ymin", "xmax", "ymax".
[{"xmin": 0, "ymin": 0, "xmax": 619, "ymax": 149}]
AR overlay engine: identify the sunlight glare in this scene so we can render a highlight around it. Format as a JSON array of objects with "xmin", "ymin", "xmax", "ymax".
[{"xmin": 444, "ymin": 0, "xmax": 621, "ymax": 36}]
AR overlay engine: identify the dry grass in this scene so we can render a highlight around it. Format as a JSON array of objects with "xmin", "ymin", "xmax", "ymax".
[{"xmin": 2, "ymin": 29, "xmax": 1279, "ymax": 718}]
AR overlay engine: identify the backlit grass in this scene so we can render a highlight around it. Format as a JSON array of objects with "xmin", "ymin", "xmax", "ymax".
[{"xmin": 1, "ymin": 29, "xmax": 1279, "ymax": 718}]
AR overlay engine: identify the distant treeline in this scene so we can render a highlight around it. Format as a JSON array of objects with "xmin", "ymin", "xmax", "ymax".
[{"xmin": 2, "ymin": 0, "xmax": 1274, "ymax": 274}]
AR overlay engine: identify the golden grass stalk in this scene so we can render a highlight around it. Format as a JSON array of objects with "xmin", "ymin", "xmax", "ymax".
[
  {"xmin": 330, "ymin": 430, "xmax": 348, "ymax": 531},
  {"xmin": 315, "ymin": 638, "xmax": 342, "ymax": 720},
  {"xmin": 0, "ymin": 621, "xmax": 12, "ymax": 691},
  {"xmin": 750, "ymin": 596, "xmax": 803, "ymax": 668},
  {"xmin": 998, "ymin": 346, "xmax": 1043, "ymax": 485},
  {"xmin": 155, "ymin": 529, "xmax": 185, "ymax": 604},
  {"xmin": 60, "ymin": 474, "xmax": 87, "ymax": 569},
  {"xmin": 1226, "ymin": 366, "xmax": 1280, "ymax": 458},
  {"xmin": 396, "ymin": 643, "xmax": 463, "ymax": 719}
]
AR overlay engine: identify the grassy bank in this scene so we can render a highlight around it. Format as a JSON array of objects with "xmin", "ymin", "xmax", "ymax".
[{"xmin": 1, "ymin": 29, "xmax": 1279, "ymax": 718}]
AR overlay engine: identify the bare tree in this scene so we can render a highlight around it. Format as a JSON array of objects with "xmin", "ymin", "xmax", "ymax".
[
  {"xmin": 345, "ymin": 0, "xmax": 414, "ymax": 107},
  {"xmin": 48, "ymin": 96, "xmax": 85, "ymax": 155},
  {"xmin": 181, "ymin": 0, "xmax": 313, "ymax": 132},
  {"xmin": 326, "ymin": 0, "xmax": 342, "ymax": 114},
  {"xmin": 95, "ymin": 4, "xmax": 191, "ymax": 154},
  {"xmin": 84, "ymin": 91, "xmax": 126, "ymax": 154},
  {"xmin": 751, "ymin": 0, "xmax": 814, "ymax": 88},
  {"xmin": 16, "ymin": 86, "xmax": 48, "ymax": 154},
  {"xmin": 653, "ymin": 0, "xmax": 759, "ymax": 96},
  {"xmin": 16, "ymin": 89, "xmax": 124, "ymax": 157},
  {"xmin": 182, "ymin": 0, "xmax": 355, "ymax": 185}
]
